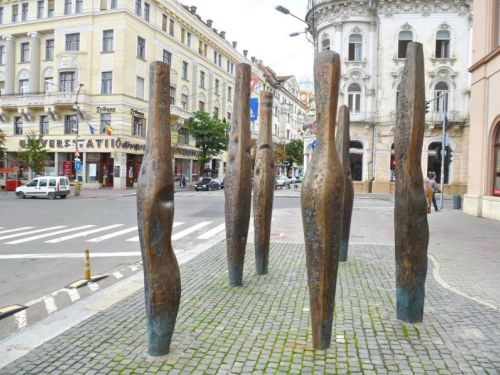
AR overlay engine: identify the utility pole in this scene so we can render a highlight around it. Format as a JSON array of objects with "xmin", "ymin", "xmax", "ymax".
[
  {"xmin": 439, "ymin": 115, "xmax": 446, "ymax": 210},
  {"xmin": 73, "ymin": 83, "xmax": 84, "ymax": 195}
]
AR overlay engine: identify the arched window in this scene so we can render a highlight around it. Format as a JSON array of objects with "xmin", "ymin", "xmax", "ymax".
[
  {"xmin": 18, "ymin": 70, "xmax": 30, "ymax": 95},
  {"xmin": 348, "ymin": 34, "xmax": 362, "ymax": 61},
  {"xmin": 43, "ymin": 68, "xmax": 54, "ymax": 93},
  {"xmin": 434, "ymin": 81, "xmax": 449, "ymax": 113},
  {"xmin": 321, "ymin": 38, "xmax": 330, "ymax": 52},
  {"xmin": 493, "ymin": 124, "xmax": 500, "ymax": 196},
  {"xmin": 181, "ymin": 86, "xmax": 189, "ymax": 111},
  {"xmin": 427, "ymin": 141, "xmax": 450, "ymax": 184},
  {"xmin": 436, "ymin": 30, "xmax": 450, "ymax": 58},
  {"xmin": 398, "ymin": 31, "xmax": 413, "ymax": 58},
  {"xmin": 350, "ymin": 141, "xmax": 363, "ymax": 181},
  {"xmin": 198, "ymin": 93, "xmax": 206, "ymax": 111},
  {"xmin": 347, "ymin": 83, "xmax": 361, "ymax": 113}
]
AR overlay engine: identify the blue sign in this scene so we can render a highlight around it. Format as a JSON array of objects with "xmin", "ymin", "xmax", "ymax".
[
  {"xmin": 75, "ymin": 160, "xmax": 82, "ymax": 172},
  {"xmin": 311, "ymin": 139, "xmax": 317, "ymax": 151},
  {"xmin": 250, "ymin": 98, "xmax": 259, "ymax": 121}
]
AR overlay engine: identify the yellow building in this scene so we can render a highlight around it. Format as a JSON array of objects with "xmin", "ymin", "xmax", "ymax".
[{"xmin": 0, "ymin": 0, "xmax": 307, "ymax": 189}]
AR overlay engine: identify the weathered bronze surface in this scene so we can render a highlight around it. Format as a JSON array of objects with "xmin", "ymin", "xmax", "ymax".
[
  {"xmin": 253, "ymin": 91, "xmax": 274, "ymax": 275},
  {"xmin": 394, "ymin": 42, "xmax": 429, "ymax": 323},
  {"xmin": 225, "ymin": 63, "xmax": 252, "ymax": 287},
  {"xmin": 137, "ymin": 62, "xmax": 180, "ymax": 356},
  {"xmin": 336, "ymin": 105, "xmax": 354, "ymax": 262},
  {"xmin": 301, "ymin": 52, "xmax": 345, "ymax": 350}
]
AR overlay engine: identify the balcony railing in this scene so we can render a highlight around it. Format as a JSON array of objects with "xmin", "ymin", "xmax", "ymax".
[{"xmin": 0, "ymin": 91, "xmax": 90, "ymax": 108}]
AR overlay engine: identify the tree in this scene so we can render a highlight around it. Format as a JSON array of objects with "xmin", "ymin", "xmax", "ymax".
[
  {"xmin": 0, "ymin": 130, "xmax": 6, "ymax": 168},
  {"xmin": 18, "ymin": 132, "xmax": 48, "ymax": 179},
  {"xmin": 274, "ymin": 139, "xmax": 304, "ymax": 176},
  {"xmin": 187, "ymin": 111, "xmax": 228, "ymax": 176}
]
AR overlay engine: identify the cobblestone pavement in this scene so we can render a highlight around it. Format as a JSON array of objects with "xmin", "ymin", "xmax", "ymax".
[{"xmin": 3, "ymin": 241, "xmax": 499, "ymax": 374}]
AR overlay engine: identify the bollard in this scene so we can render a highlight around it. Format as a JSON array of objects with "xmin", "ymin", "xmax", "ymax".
[
  {"xmin": 84, "ymin": 248, "xmax": 91, "ymax": 280},
  {"xmin": 74, "ymin": 180, "xmax": 81, "ymax": 196}
]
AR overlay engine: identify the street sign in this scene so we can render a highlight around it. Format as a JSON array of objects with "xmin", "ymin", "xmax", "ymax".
[
  {"xmin": 75, "ymin": 160, "xmax": 82, "ymax": 172},
  {"xmin": 250, "ymin": 98, "xmax": 258, "ymax": 121}
]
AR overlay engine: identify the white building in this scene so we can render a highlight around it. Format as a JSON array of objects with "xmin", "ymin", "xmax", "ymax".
[{"xmin": 304, "ymin": 0, "xmax": 472, "ymax": 193}]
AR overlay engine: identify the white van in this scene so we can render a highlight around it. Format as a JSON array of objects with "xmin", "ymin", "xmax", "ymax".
[{"xmin": 16, "ymin": 176, "xmax": 71, "ymax": 200}]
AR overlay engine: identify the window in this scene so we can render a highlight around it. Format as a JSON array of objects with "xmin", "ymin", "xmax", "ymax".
[
  {"xmin": 44, "ymin": 76, "xmax": 54, "ymax": 92},
  {"xmin": 40, "ymin": 115, "xmax": 49, "ymax": 135},
  {"xmin": 215, "ymin": 79, "xmax": 220, "ymax": 95},
  {"xmin": 200, "ymin": 71, "xmax": 205, "ymax": 88},
  {"xmin": 493, "ymin": 125, "xmax": 500, "ymax": 196},
  {"xmin": 186, "ymin": 32, "xmax": 192, "ymax": 47},
  {"xmin": 46, "ymin": 39, "xmax": 54, "ymax": 60},
  {"xmin": 218, "ymin": 54, "xmax": 222, "ymax": 67},
  {"xmin": 227, "ymin": 86, "xmax": 232, "ymax": 102},
  {"xmin": 100, "ymin": 113, "xmax": 111, "ymax": 134},
  {"xmin": 12, "ymin": 4, "xmax": 19, "ymax": 22},
  {"xmin": 169, "ymin": 19, "xmax": 175, "ymax": 36},
  {"xmin": 227, "ymin": 112, "xmax": 232, "ymax": 121},
  {"xmin": 101, "ymin": 72, "xmax": 112, "ymax": 94},
  {"xmin": 66, "ymin": 33, "xmax": 80, "ymax": 51},
  {"xmin": 434, "ymin": 81, "xmax": 449, "ymax": 113},
  {"xmin": 170, "ymin": 86, "xmax": 176, "ymax": 105},
  {"xmin": 398, "ymin": 31, "xmax": 413, "ymax": 58},
  {"xmin": 102, "ymin": 30, "xmax": 113, "ymax": 52},
  {"xmin": 347, "ymin": 83, "xmax": 361, "ymax": 113},
  {"xmin": 321, "ymin": 38, "xmax": 330, "ymax": 52},
  {"xmin": 14, "ymin": 116, "xmax": 23, "ymax": 135},
  {"xmin": 37, "ymin": 0, "xmax": 44, "ymax": 18},
  {"xmin": 179, "ymin": 128, "xmax": 189, "ymax": 144},
  {"xmin": 144, "ymin": 2, "xmax": 149, "ymax": 21},
  {"xmin": 348, "ymin": 34, "xmax": 362, "ymax": 61},
  {"xmin": 64, "ymin": 0, "xmax": 72, "ymax": 15},
  {"xmin": 435, "ymin": 30, "xmax": 450, "ymax": 58},
  {"xmin": 163, "ymin": 49, "xmax": 172, "ymax": 64},
  {"xmin": 76, "ymin": 0, "xmax": 83, "ymax": 13},
  {"xmin": 181, "ymin": 93, "xmax": 188, "ymax": 111},
  {"xmin": 21, "ymin": 3, "xmax": 28, "ymax": 21},
  {"xmin": 137, "ymin": 37, "xmax": 145, "ymax": 59},
  {"xmin": 133, "ymin": 116, "xmax": 144, "ymax": 137},
  {"xmin": 136, "ymin": 76, "xmax": 144, "ymax": 99},
  {"xmin": 0, "ymin": 45, "xmax": 5, "ymax": 65},
  {"xmin": 162, "ymin": 14, "xmax": 167, "ymax": 32},
  {"xmin": 19, "ymin": 79, "xmax": 29, "ymax": 94},
  {"xmin": 111, "ymin": 0, "xmax": 117, "ymax": 9},
  {"xmin": 349, "ymin": 141, "xmax": 364, "ymax": 181},
  {"xmin": 48, "ymin": 0, "xmax": 54, "ymax": 17},
  {"xmin": 64, "ymin": 115, "xmax": 78, "ymax": 135},
  {"xmin": 182, "ymin": 61, "xmax": 188, "ymax": 80},
  {"xmin": 135, "ymin": 0, "xmax": 141, "ymax": 16},
  {"xmin": 20, "ymin": 42, "xmax": 30, "ymax": 63},
  {"xmin": 60, "ymin": 71, "xmax": 75, "ymax": 92},
  {"xmin": 214, "ymin": 106, "xmax": 219, "ymax": 118},
  {"xmin": 199, "ymin": 99, "xmax": 205, "ymax": 111},
  {"xmin": 0, "ymin": 7, "xmax": 3, "ymax": 24},
  {"xmin": 100, "ymin": 0, "xmax": 107, "ymax": 10}
]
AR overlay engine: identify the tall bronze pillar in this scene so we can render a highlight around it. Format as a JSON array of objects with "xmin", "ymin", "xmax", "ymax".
[
  {"xmin": 224, "ymin": 63, "xmax": 252, "ymax": 286},
  {"xmin": 336, "ymin": 105, "xmax": 354, "ymax": 262},
  {"xmin": 301, "ymin": 52, "xmax": 344, "ymax": 350},
  {"xmin": 253, "ymin": 91, "xmax": 274, "ymax": 275},
  {"xmin": 137, "ymin": 62, "xmax": 180, "ymax": 356},
  {"xmin": 394, "ymin": 42, "xmax": 429, "ymax": 323}
]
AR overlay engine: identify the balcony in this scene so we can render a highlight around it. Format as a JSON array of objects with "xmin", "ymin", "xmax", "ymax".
[
  {"xmin": 170, "ymin": 105, "xmax": 191, "ymax": 120},
  {"xmin": 0, "ymin": 92, "xmax": 90, "ymax": 109}
]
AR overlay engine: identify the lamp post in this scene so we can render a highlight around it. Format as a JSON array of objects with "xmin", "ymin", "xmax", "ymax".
[
  {"xmin": 275, "ymin": 5, "xmax": 317, "ymax": 51},
  {"xmin": 73, "ymin": 83, "xmax": 84, "ymax": 195}
]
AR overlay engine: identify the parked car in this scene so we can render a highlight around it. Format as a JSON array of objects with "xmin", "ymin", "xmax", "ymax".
[
  {"xmin": 15, "ymin": 176, "xmax": 71, "ymax": 199},
  {"xmin": 291, "ymin": 175, "xmax": 303, "ymax": 184},
  {"xmin": 275, "ymin": 175, "xmax": 291, "ymax": 189},
  {"xmin": 194, "ymin": 178, "xmax": 222, "ymax": 191}
]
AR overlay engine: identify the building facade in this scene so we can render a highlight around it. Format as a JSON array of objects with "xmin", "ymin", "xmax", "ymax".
[
  {"xmin": 305, "ymin": 0, "xmax": 472, "ymax": 194},
  {"xmin": 463, "ymin": 0, "xmax": 500, "ymax": 221},
  {"xmin": 0, "ymin": 0, "xmax": 306, "ymax": 189}
]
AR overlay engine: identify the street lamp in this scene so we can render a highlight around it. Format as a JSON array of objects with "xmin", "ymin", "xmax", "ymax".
[
  {"xmin": 73, "ymin": 83, "xmax": 84, "ymax": 195},
  {"xmin": 275, "ymin": 5, "xmax": 317, "ymax": 51}
]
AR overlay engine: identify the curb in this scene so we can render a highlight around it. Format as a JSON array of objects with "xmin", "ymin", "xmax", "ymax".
[{"xmin": 0, "ymin": 261, "xmax": 144, "ymax": 340}]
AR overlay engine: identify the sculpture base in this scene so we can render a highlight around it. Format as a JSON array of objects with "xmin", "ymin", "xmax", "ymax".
[{"xmin": 396, "ymin": 286, "xmax": 425, "ymax": 323}]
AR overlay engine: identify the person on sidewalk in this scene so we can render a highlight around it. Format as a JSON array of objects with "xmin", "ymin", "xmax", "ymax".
[
  {"xmin": 429, "ymin": 172, "xmax": 440, "ymax": 212},
  {"xmin": 424, "ymin": 179, "xmax": 433, "ymax": 214}
]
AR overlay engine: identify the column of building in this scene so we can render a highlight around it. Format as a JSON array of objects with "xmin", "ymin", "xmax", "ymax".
[
  {"xmin": 28, "ymin": 32, "xmax": 41, "ymax": 93},
  {"xmin": 2, "ymin": 35, "xmax": 16, "ymax": 95}
]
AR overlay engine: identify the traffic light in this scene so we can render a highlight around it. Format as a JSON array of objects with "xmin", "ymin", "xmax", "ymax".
[
  {"xmin": 425, "ymin": 101, "xmax": 431, "ymax": 113},
  {"xmin": 445, "ymin": 146, "xmax": 453, "ymax": 164}
]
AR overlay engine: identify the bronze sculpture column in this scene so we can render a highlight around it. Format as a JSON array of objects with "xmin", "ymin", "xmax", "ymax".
[
  {"xmin": 225, "ymin": 63, "xmax": 252, "ymax": 286},
  {"xmin": 336, "ymin": 105, "xmax": 354, "ymax": 262},
  {"xmin": 301, "ymin": 52, "xmax": 344, "ymax": 350},
  {"xmin": 394, "ymin": 42, "xmax": 429, "ymax": 323},
  {"xmin": 253, "ymin": 90, "xmax": 274, "ymax": 275},
  {"xmin": 137, "ymin": 62, "xmax": 180, "ymax": 356}
]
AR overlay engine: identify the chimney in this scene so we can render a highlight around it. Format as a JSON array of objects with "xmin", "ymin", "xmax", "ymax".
[
  {"xmin": 212, "ymin": 28, "xmax": 218, "ymax": 34},
  {"xmin": 206, "ymin": 19, "xmax": 213, "ymax": 27},
  {"xmin": 232, "ymin": 41, "xmax": 237, "ymax": 48},
  {"xmin": 190, "ymin": 6, "xmax": 197, "ymax": 14},
  {"xmin": 243, "ymin": 49, "xmax": 248, "ymax": 57},
  {"xmin": 251, "ymin": 56, "xmax": 256, "ymax": 63},
  {"xmin": 220, "ymin": 31, "xmax": 226, "ymax": 39}
]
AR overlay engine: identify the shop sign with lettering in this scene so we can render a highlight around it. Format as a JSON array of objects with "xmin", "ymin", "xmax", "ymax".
[
  {"xmin": 19, "ymin": 138, "xmax": 145, "ymax": 152},
  {"xmin": 96, "ymin": 106, "xmax": 116, "ymax": 113},
  {"xmin": 175, "ymin": 147, "xmax": 200, "ymax": 158},
  {"xmin": 130, "ymin": 109, "xmax": 145, "ymax": 118}
]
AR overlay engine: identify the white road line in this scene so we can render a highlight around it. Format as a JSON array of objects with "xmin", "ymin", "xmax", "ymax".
[
  {"xmin": 14, "ymin": 310, "xmax": 27, "ymax": 329},
  {"xmin": 0, "ymin": 227, "xmax": 35, "ymax": 235},
  {"xmin": 197, "ymin": 223, "xmax": 225, "ymax": 240},
  {"xmin": 5, "ymin": 225, "xmax": 94, "ymax": 245},
  {"xmin": 87, "ymin": 226, "xmax": 138, "ymax": 242},
  {"xmin": 43, "ymin": 296, "xmax": 57, "ymax": 315},
  {"xmin": 45, "ymin": 224, "xmax": 124, "ymax": 243},
  {"xmin": 112, "ymin": 271, "xmax": 124, "ymax": 279},
  {"xmin": 172, "ymin": 221, "xmax": 212, "ymax": 240},
  {"xmin": 87, "ymin": 282, "xmax": 100, "ymax": 292},
  {"xmin": 0, "ymin": 252, "xmax": 141, "ymax": 259},
  {"xmin": 65, "ymin": 288, "xmax": 80, "ymax": 302},
  {"xmin": 125, "ymin": 221, "xmax": 184, "ymax": 242},
  {"xmin": 0, "ymin": 226, "xmax": 67, "ymax": 241}
]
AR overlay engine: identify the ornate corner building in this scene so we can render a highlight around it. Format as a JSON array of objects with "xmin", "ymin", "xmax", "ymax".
[
  {"xmin": 305, "ymin": 0, "xmax": 472, "ymax": 194},
  {"xmin": 0, "ymin": 0, "xmax": 307, "ymax": 189}
]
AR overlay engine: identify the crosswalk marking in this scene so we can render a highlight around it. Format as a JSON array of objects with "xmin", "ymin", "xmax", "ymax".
[
  {"xmin": 196, "ymin": 223, "xmax": 225, "ymax": 240},
  {"xmin": 172, "ymin": 221, "xmax": 211, "ymax": 241},
  {"xmin": 45, "ymin": 224, "xmax": 124, "ymax": 243},
  {"xmin": 0, "ymin": 227, "xmax": 35, "ymax": 235},
  {"xmin": 6, "ymin": 225, "xmax": 95, "ymax": 245},
  {"xmin": 0, "ymin": 226, "xmax": 67, "ymax": 241},
  {"xmin": 0, "ymin": 252, "xmax": 141, "ymax": 259},
  {"xmin": 87, "ymin": 226, "xmax": 138, "ymax": 243},
  {"xmin": 125, "ymin": 222, "xmax": 184, "ymax": 242}
]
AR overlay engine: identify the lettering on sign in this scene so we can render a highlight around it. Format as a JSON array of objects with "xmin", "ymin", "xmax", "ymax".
[
  {"xmin": 130, "ymin": 109, "xmax": 145, "ymax": 118},
  {"xmin": 175, "ymin": 147, "xmax": 200, "ymax": 157},
  {"xmin": 96, "ymin": 106, "xmax": 116, "ymax": 113},
  {"xmin": 19, "ymin": 138, "xmax": 145, "ymax": 152}
]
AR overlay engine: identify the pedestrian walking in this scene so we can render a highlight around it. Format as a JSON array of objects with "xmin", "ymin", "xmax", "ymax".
[
  {"xmin": 429, "ymin": 172, "xmax": 440, "ymax": 212},
  {"xmin": 424, "ymin": 179, "xmax": 433, "ymax": 214},
  {"xmin": 182, "ymin": 175, "xmax": 186, "ymax": 188}
]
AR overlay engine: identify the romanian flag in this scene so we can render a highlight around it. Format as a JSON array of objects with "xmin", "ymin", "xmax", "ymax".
[{"xmin": 105, "ymin": 125, "xmax": 113, "ymax": 136}]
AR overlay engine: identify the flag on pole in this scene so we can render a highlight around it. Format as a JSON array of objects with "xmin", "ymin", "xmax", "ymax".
[
  {"xmin": 88, "ymin": 123, "xmax": 96, "ymax": 135},
  {"xmin": 105, "ymin": 125, "xmax": 113, "ymax": 136},
  {"xmin": 250, "ymin": 76, "xmax": 259, "ymax": 92}
]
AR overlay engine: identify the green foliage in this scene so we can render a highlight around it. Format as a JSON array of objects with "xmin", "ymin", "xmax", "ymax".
[
  {"xmin": 274, "ymin": 139, "xmax": 304, "ymax": 176},
  {"xmin": 187, "ymin": 111, "xmax": 228, "ymax": 174},
  {"xmin": 18, "ymin": 132, "xmax": 48, "ymax": 176}
]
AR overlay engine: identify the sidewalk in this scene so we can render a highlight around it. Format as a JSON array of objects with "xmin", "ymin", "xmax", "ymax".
[{"xmin": 1, "ymin": 199, "xmax": 499, "ymax": 374}]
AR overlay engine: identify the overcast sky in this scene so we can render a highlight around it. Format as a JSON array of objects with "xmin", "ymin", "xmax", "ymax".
[{"xmin": 183, "ymin": 0, "xmax": 314, "ymax": 89}]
